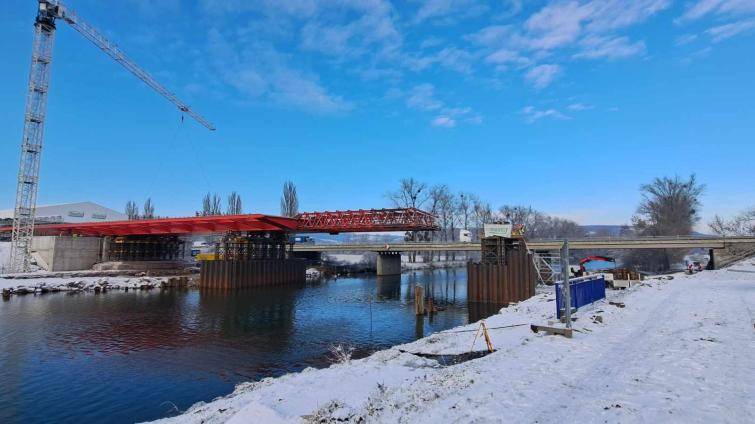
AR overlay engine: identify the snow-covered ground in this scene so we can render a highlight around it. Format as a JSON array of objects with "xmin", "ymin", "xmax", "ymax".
[
  {"xmin": 0, "ymin": 275, "xmax": 174, "ymax": 293},
  {"xmin": 150, "ymin": 257, "xmax": 755, "ymax": 424}
]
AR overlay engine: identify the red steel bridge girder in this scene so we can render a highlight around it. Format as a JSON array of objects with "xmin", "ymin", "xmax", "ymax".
[{"xmin": 0, "ymin": 208, "xmax": 437, "ymax": 237}]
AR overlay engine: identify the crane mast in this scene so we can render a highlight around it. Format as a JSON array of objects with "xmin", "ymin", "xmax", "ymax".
[
  {"xmin": 10, "ymin": 2, "xmax": 56, "ymax": 273},
  {"xmin": 10, "ymin": 0, "xmax": 214, "ymax": 272}
]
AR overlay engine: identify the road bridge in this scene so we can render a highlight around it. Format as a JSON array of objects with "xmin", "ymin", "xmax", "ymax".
[{"xmin": 292, "ymin": 236, "xmax": 755, "ymax": 252}]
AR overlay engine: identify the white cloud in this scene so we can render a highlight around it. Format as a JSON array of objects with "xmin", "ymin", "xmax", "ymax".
[
  {"xmin": 204, "ymin": 28, "xmax": 352, "ymax": 114},
  {"xmin": 420, "ymin": 37, "xmax": 444, "ymax": 49},
  {"xmin": 401, "ymin": 45, "xmax": 478, "ymax": 74},
  {"xmin": 675, "ymin": 33, "xmax": 700, "ymax": 45},
  {"xmin": 467, "ymin": 25, "xmax": 512, "ymax": 46},
  {"xmin": 431, "ymin": 115, "xmax": 457, "ymax": 127},
  {"xmin": 465, "ymin": 115, "xmax": 484, "ymax": 124},
  {"xmin": 463, "ymin": 1, "xmax": 667, "ymax": 91},
  {"xmin": 678, "ymin": 0, "xmax": 755, "ymax": 22},
  {"xmin": 705, "ymin": 19, "xmax": 755, "ymax": 41},
  {"xmin": 574, "ymin": 35, "xmax": 646, "ymax": 59},
  {"xmin": 298, "ymin": 1, "xmax": 402, "ymax": 59},
  {"xmin": 405, "ymin": 84, "xmax": 481, "ymax": 127},
  {"xmin": 585, "ymin": 0, "xmax": 671, "ymax": 32},
  {"xmin": 433, "ymin": 47, "xmax": 476, "ymax": 73},
  {"xmin": 268, "ymin": 69, "xmax": 353, "ymax": 113},
  {"xmin": 680, "ymin": 46, "xmax": 714, "ymax": 64},
  {"xmin": 485, "ymin": 49, "xmax": 531, "ymax": 68},
  {"xmin": 522, "ymin": 0, "xmax": 669, "ymax": 50},
  {"xmin": 567, "ymin": 102, "xmax": 592, "ymax": 111},
  {"xmin": 524, "ymin": 1, "xmax": 593, "ymax": 50},
  {"xmin": 415, "ymin": 0, "xmax": 489, "ymax": 23},
  {"xmin": 524, "ymin": 64, "xmax": 562, "ymax": 89},
  {"xmin": 521, "ymin": 105, "xmax": 570, "ymax": 123},
  {"xmin": 406, "ymin": 84, "xmax": 444, "ymax": 111}
]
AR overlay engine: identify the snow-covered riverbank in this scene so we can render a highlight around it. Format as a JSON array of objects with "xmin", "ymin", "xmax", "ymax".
[
  {"xmin": 0, "ymin": 275, "xmax": 190, "ymax": 295},
  {"xmin": 150, "ymin": 257, "xmax": 755, "ymax": 423}
]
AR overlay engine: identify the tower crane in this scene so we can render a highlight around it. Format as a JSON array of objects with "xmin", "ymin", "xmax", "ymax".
[{"xmin": 10, "ymin": 0, "xmax": 215, "ymax": 272}]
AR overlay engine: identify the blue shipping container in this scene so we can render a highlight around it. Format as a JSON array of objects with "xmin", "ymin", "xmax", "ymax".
[{"xmin": 555, "ymin": 275, "xmax": 606, "ymax": 318}]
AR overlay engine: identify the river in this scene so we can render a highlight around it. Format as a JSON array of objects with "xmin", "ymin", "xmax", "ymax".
[{"xmin": 0, "ymin": 269, "xmax": 479, "ymax": 423}]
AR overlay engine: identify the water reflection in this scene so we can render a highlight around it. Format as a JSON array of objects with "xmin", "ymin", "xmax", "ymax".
[
  {"xmin": 0, "ymin": 268, "xmax": 471, "ymax": 424},
  {"xmin": 375, "ymin": 275, "xmax": 402, "ymax": 299}
]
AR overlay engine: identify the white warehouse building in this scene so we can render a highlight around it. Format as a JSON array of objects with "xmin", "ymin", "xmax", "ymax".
[{"xmin": 0, "ymin": 201, "xmax": 127, "ymax": 224}]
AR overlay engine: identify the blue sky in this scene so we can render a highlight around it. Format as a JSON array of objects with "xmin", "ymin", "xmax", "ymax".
[{"xmin": 0, "ymin": 0, "xmax": 753, "ymax": 229}]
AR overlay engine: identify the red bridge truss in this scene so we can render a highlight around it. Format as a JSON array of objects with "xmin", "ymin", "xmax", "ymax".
[
  {"xmin": 0, "ymin": 208, "xmax": 437, "ymax": 237},
  {"xmin": 296, "ymin": 208, "xmax": 437, "ymax": 234}
]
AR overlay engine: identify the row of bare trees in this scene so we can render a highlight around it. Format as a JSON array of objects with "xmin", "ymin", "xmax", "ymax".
[
  {"xmin": 124, "ymin": 182, "xmax": 299, "ymax": 220},
  {"xmin": 710, "ymin": 208, "xmax": 755, "ymax": 236},
  {"xmin": 385, "ymin": 178, "xmax": 586, "ymax": 246},
  {"xmin": 125, "ymin": 199, "xmax": 154, "ymax": 220},
  {"xmin": 196, "ymin": 192, "xmax": 243, "ymax": 216}
]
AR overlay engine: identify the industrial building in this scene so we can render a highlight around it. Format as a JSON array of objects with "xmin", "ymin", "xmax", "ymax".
[{"xmin": 0, "ymin": 202, "xmax": 126, "ymax": 225}]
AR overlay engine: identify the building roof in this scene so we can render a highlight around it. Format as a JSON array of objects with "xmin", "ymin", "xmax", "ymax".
[{"xmin": 0, "ymin": 202, "xmax": 127, "ymax": 223}]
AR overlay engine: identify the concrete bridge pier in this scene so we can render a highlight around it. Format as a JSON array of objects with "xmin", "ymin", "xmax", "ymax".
[{"xmin": 376, "ymin": 252, "xmax": 401, "ymax": 276}]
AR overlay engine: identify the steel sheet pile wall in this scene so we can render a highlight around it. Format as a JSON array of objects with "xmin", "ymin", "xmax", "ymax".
[
  {"xmin": 467, "ymin": 242, "xmax": 537, "ymax": 305},
  {"xmin": 199, "ymin": 259, "xmax": 305, "ymax": 290}
]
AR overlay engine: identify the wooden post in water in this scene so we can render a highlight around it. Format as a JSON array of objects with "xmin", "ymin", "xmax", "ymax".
[{"xmin": 414, "ymin": 284, "xmax": 425, "ymax": 315}]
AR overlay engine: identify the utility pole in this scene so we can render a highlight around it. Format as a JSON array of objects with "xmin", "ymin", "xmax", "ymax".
[{"xmin": 561, "ymin": 239, "xmax": 572, "ymax": 328}]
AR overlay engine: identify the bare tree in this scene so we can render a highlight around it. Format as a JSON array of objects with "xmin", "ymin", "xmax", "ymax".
[
  {"xmin": 280, "ymin": 181, "xmax": 299, "ymax": 217},
  {"xmin": 202, "ymin": 193, "xmax": 211, "ymax": 216},
  {"xmin": 709, "ymin": 207, "xmax": 755, "ymax": 236},
  {"xmin": 457, "ymin": 192, "xmax": 473, "ymax": 230},
  {"xmin": 709, "ymin": 215, "xmax": 728, "ymax": 236},
  {"xmin": 143, "ymin": 198, "xmax": 154, "ymax": 219},
  {"xmin": 633, "ymin": 174, "xmax": 705, "ymax": 236},
  {"xmin": 201, "ymin": 193, "xmax": 222, "ymax": 216},
  {"xmin": 499, "ymin": 205, "xmax": 545, "ymax": 236},
  {"xmin": 125, "ymin": 200, "xmax": 139, "ymax": 220},
  {"xmin": 429, "ymin": 186, "xmax": 458, "ymax": 261},
  {"xmin": 499, "ymin": 205, "xmax": 584, "ymax": 239},
  {"xmin": 627, "ymin": 174, "xmax": 706, "ymax": 271},
  {"xmin": 227, "ymin": 192, "xmax": 243, "ymax": 215},
  {"xmin": 472, "ymin": 198, "xmax": 493, "ymax": 241},
  {"xmin": 387, "ymin": 178, "xmax": 428, "ymax": 262},
  {"xmin": 386, "ymin": 178, "xmax": 428, "ymax": 209}
]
